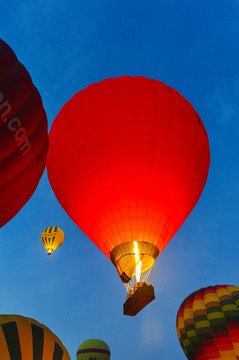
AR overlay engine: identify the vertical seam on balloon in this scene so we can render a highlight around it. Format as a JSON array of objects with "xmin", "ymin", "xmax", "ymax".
[
  {"xmin": 186, "ymin": 292, "xmax": 199, "ymax": 360},
  {"xmin": 193, "ymin": 289, "xmax": 212, "ymax": 360},
  {"xmin": 189, "ymin": 293, "xmax": 200, "ymax": 360},
  {"xmin": 139, "ymin": 79, "xmax": 155, "ymax": 248},
  {"xmin": 217, "ymin": 285, "xmax": 238, "ymax": 358},
  {"xmin": 77, "ymin": 91, "xmax": 106, "ymax": 242},
  {"xmin": 153, "ymin": 83, "xmax": 175, "ymax": 252},
  {"xmin": 181, "ymin": 296, "xmax": 193, "ymax": 359},
  {"xmin": 90, "ymin": 81, "xmax": 113, "ymax": 251},
  {"xmin": 205, "ymin": 287, "xmax": 222, "ymax": 360},
  {"xmin": 62, "ymin": 102, "xmax": 86, "ymax": 224},
  {"xmin": 171, "ymin": 99, "xmax": 196, "ymax": 236},
  {"xmin": 114, "ymin": 78, "xmax": 133, "ymax": 248},
  {"xmin": 204, "ymin": 286, "xmax": 224, "ymax": 360},
  {"xmin": 134, "ymin": 77, "xmax": 140, "ymax": 244},
  {"xmin": 145, "ymin": 79, "xmax": 161, "ymax": 249},
  {"xmin": 93, "ymin": 78, "xmax": 126, "ymax": 254},
  {"xmin": 63, "ymin": 93, "xmax": 103, "ymax": 242},
  {"xmin": 165, "ymin": 85, "xmax": 176, "ymax": 246},
  {"xmin": 207, "ymin": 286, "xmax": 225, "ymax": 359}
]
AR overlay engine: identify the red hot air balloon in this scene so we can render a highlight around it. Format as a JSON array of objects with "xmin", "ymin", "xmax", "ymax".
[
  {"xmin": 0, "ymin": 39, "xmax": 48, "ymax": 227},
  {"xmin": 47, "ymin": 76, "xmax": 210, "ymax": 315}
]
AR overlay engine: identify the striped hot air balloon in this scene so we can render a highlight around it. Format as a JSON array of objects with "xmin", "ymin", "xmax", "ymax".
[
  {"xmin": 176, "ymin": 285, "xmax": 239, "ymax": 360},
  {"xmin": 0, "ymin": 314, "xmax": 70, "ymax": 359},
  {"xmin": 76, "ymin": 339, "xmax": 110, "ymax": 360},
  {"xmin": 41, "ymin": 226, "xmax": 65, "ymax": 255}
]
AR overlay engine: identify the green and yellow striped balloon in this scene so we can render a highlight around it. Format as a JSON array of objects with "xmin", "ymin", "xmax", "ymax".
[
  {"xmin": 0, "ymin": 314, "xmax": 70, "ymax": 359},
  {"xmin": 41, "ymin": 226, "xmax": 64, "ymax": 255},
  {"xmin": 176, "ymin": 285, "xmax": 239, "ymax": 360},
  {"xmin": 76, "ymin": 339, "xmax": 110, "ymax": 360}
]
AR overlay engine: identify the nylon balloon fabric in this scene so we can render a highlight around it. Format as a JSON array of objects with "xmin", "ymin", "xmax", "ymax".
[
  {"xmin": 0, "ymin": 39, "xmax": 48, "ymax": 227},
  {"xmin": 0, "ymin": 314, "xmax": 71, "ymax": 359},
  {"xmin": 47, "ymin": 76, "xmax": 210, "ymax": 262},
  {"xmin": 176, "ymin": 285, "xmax": 239, "ymax": 360}
]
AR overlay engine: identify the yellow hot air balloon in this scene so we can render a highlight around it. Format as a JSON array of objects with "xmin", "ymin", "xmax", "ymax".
[
  {"xmin": 41, "ymin": 226, "xmax": 64, "ymax": 255},
  {"xmin": 0, "ymin": 314, "xmax": 70, "ymax": 359}
]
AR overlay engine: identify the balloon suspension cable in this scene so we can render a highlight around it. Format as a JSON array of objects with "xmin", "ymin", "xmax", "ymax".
[{"xmin": 124, "ymin": 267, "xmax": 153, "ymax": 293}]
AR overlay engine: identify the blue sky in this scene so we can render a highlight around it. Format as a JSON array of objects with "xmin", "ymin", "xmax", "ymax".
[{"xmin": 1, "ymin": 1, "xmax": 239, "ymax": 359}]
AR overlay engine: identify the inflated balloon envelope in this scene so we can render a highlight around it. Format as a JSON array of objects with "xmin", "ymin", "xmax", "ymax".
[
  {"xmin": 47, "ymin": 76, "xmax": 210, "ymax": 315},
  {"xmin": 41, "ymin": 226, "xmax": 65, "ymax": 255},
  {"xmin": 176, "ymin": 285, "xmax": 239, "ymax": 360},
  {"xmin": 77, "ymin": 339, "xmax": 110, "ymax": 360},
  {"xmin": 0, "ymin": 39, "xmax": 48, "ymax": 227},
  {"xmin": 0, "ymin": 314, "xmax": 70, "ymax": 359}
]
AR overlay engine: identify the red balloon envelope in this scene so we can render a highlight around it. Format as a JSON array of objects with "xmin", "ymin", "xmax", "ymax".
[
  {"xmin": 0, "ymin": 39, "xmax": 48, "ymax": 227},
  {"xmin": 47, "ymin": 76, "xmax": 210, "ymax": 312}
]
